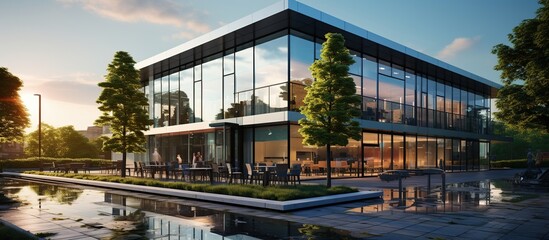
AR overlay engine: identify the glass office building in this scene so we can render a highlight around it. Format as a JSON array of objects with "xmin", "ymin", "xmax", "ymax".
[{"xmin": 136, "ymin": 0, "xmax": 504, "ymax": 176}]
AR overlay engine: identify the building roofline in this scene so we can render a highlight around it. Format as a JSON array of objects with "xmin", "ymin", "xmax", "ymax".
[{"xmin": 136, "ymin": 0, "xmax": 500, "ymax": 89}]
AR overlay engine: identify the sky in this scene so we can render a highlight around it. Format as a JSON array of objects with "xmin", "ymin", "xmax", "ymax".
[{"xmin": 0, "ymin": 0, "xmax": 540, "ymax": 132}]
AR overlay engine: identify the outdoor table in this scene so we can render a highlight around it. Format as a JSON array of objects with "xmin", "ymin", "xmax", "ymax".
[
  {"xmin": 145, "ymin": 165, "xmax": 167, "ymax": 178},
  {"xmin": 188, "ymin": 167, "xmax": 213, "ymax": 184},
  {"xmin": 257, "ymin": 165, "xmax": 277, "ymax": 186},
  {"xmin": 69, "ymin": 163, "xmax": 86, "ymax": 173}
]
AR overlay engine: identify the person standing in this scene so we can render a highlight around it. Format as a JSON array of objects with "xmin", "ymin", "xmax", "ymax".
[
  {"xmin": 177, "ymin": 154, "xmax": 183, "ymax": 166},
  {"xmin": 152, "ymin": 148, "xmax": 162, "ymax": 163},
  {"xmin": 527, "ymin": 149, "xmax": 535, "ymax": 170},
  {"xmin": 535, "ymin": 150, "xmax": 543, "ymax": 173}
]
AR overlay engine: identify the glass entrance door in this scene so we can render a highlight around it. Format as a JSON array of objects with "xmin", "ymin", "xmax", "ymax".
[{"xmin": 363, "ymin": 145, "xmax": 381, "ymax": 176}]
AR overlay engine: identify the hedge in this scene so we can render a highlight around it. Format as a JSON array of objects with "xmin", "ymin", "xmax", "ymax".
[
  {"xmin": 0, "ymin": 157, "xmax": 112, "ymax": 169},
  {"xmin": 490, "ymin": 159, "xmax": 549, "ymax": 169}
]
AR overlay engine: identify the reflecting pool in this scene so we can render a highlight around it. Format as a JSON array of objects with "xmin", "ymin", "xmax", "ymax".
[
  {"xmin": 349, "ymin": 179, "xmax": 541, "ymax": 214},
  {"xmin": 0, "ymin": 178, "xmax": 358, "ymax": 239}
]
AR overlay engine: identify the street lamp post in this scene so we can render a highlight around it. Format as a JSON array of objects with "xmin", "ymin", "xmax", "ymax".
[{"xmin": 34, "ymin": 94, "xmax": 42, "ymax": 171}]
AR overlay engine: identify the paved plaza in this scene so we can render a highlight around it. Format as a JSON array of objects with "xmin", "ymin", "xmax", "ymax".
[{"xmin": 1, "ymin": 169, "xmax": 549, "ymax": 239}]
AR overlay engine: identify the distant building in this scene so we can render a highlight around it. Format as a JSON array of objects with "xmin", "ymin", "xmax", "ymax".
[
  {"xmin": 78, "ymin": 126, "xmax": 103, "ymax": 140},
  {"xmin": 136, "ymin": 0, "xmax": 506, "ymax": 175},
  {"xmin": 0, "ymin": 142, "xmax": 24, "ymax": 159}
]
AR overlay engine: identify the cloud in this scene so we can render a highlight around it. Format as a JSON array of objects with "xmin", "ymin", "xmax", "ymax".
[
  {"xmin": 21, "ymin": 73, "xmax": 102, "ymax": 106},
  {"xmin": 59, "ymin": 0, "xmax": 211, "ymax": 39},
  {"xmin": 436, "ymin": 36, "xmax": 480, "ymax": 60}
]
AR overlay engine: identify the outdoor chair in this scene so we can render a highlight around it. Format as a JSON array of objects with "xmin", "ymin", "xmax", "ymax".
[
  {"xmin": 245, "ymin": 163, "xmax": 263, "ymax": 184},
  {"xmin": 226, "ymin": 163, "xmax": 243, "ymax": 184},
  {"xmin": 134, "ymin": 162, "xmax": 144, "ymax": 177},
  {"xmin": 273, "ymin": 164, "xmax": 289, "ymax": 185},
  {"xmin": 180, "ymin": 164, "xmax": 190, "ymax": 181},
  {"xmin": 211, "ymin": 163, "xmax": 223, "ymax": 182},
  {"xmin": 288, "ymin": 164, "xmax": 302, "ymax": 184},
  {"xmin": 170, "ymin": 161, "xmax": 181, "ymax": 180}
]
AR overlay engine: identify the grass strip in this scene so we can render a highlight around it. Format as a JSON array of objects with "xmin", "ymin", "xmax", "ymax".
[{"xmin": 22, "ymin": 171, "xmax": 357, "ymax": 201}]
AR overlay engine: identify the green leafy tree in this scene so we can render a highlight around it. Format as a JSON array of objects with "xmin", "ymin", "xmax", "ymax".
[
  {"xmin": 0, "ymin": 67, "xmax": 30, "ymax": 143},
  {"xmin": 96, "ymin": 51, "xmax": 151, "ymax": 177},
  {"xmin": 25, "ymin": 124, "xmax": 99, "ymax": 158},
  {"xmin": 492, "ymin": 0, "xmax": 549, "ymax": 133},
  {"xmin": 298, "ymin": 33, "xmax": 361, "ymax": 188},
  {"xmin": 491, "ymin": 121, "xmax": 549, "ymax": 160}
]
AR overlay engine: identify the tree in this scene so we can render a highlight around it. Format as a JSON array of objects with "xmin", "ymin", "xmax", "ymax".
[
  {"xmin": 492, "ymin": 0, "xmax": 549, "ymax": 133},
  {"xmin": 96, "ymin": 51, "xmax": 151, "ymax": 177},
  {"xmin": 25, "ymin": 124, "xmax": 99, "ymax": 158},
  {"xmin": 0, "ymin": 67, "xmax": 30, "ymax": 143},
  {"xmin": 298, "ymin": 33, "xmax": 361, "ymax": 188},
  {"xmin": 491, "ymin": 121, "xmax": 549, "ymax": 160}
]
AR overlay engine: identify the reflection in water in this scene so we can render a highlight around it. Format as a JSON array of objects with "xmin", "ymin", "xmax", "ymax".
[
  {"xmin": 0, "ymin": 178, "xmax": 359, "ymax": 239},
  {"xmin": 351, "ymin": 180, "xmax": 502, "ymax": 214},
  {"xmin": 29, "ymin": 184, "xmax": 83, "ymax": 205}
]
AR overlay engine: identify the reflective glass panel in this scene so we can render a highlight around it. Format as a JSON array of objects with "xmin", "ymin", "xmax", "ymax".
[
  {"xmin": 224, "ymin": 53, "xmax": 234, "ymax": 75},
  {"xmin": 179, "ymin": 68, "xmax": 193, "ymax": 124},
  {"xmin": 255, "ymin": 87, "xmax": 269, "ymax": 115},
  {"xmin": 269, "ymin": 83, "xmax": 288, "ymax": 112},
  {"xmin": 378, "ymin": 60, "xmax": 391, "ymax": 76},
  {"xmin": 255, "ymin": 35, "xmax": 288, "ymax": 88},
  {"xmin": 378, "ymin": 75, "xmax": 404, "ymax": 103},
  {"xmin": 194, "ymin": 81, "xmax": 202, "ymax": 122},
  {"xmin": 223, "ymin": 74, "xmax": 236, "ymax": 118},
  {"xmin": 168, "ymin": 71, "xmax": 179, "ymax": 126},
  {"xmin": 290, "ymin": 35, "xmax": 314, "ymax": 82},
  {"xmin": 160, "ymin": 76, "xmax": 169, "ymax": 127},
  {"xmin": 237, "ymin": 90, "xmax": 253, "ymax": 116},
  {"xmin": 349, "ymin": 51, "xmax": 361, "ymax": 75},
  {"xmin": 153, "ymin": 78, "xmax": 161, "ymax": 127},
  {"xmin": 406, "ymin": 135, "xmax": 416, "ymax": 169},
  {"xmin": 202, "ymin": 58, "xmax": 222, "ymax": 121},
  {"xmin": 235, "ymin": 46, "xmax": 253, "ymax": 92}
]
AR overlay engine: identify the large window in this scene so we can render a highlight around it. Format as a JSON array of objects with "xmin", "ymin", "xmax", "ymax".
[
  {"xmin": 179, "ymin": 68, "xmax": 193, "ymax": 124},
  {"xmin": 406, "ymin": 135, "xmax": 416, "ymax": 169},
  {"xmin": 235, "ymin": 45, "xmax": 253, "ymax": 92},
  {"xmin": 255, "ymin": 35, "xmax": 287, "ymax": 89},
  {"xmin": 255, "ymin": 125, "xmax": 288, "ymax": 165},
  {"xmin": 153, "ymin": 78, "xmax": 161, "ymax": 127},
  {"xmin": 290, "ymin": 34, "xmax": 314, "ymax": 82},
  {"xmin": 202, "ymin": 57, "xmax": 222, "ymax": 121}
]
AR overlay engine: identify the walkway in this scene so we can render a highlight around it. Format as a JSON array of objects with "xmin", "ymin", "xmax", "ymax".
[{"xmin": 2, "ymin": 169, "xmax": 549, "ymax": 239}]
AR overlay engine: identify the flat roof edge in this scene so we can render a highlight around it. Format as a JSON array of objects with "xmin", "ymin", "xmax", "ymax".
[
  {"xmin": 136, "ymin": 0, "xmax": 500, "ymax": 89},
  {"xmin": 135, "ymin": 0, "xmax": 290, "ymax": 69}
]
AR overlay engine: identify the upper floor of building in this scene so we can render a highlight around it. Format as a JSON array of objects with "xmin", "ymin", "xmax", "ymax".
[{"xmin": 137, "ymin": 0, "xmax": 499, "ymax": 137}]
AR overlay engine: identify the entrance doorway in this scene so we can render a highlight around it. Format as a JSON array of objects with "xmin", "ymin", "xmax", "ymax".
[{"xmin": 363, "ymin": 145, "xmax": 381, "ymax": 176}]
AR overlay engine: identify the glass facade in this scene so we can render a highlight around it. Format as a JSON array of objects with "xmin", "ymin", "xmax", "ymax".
[{"xmin": 140, "ymin": 10, "xmax": 497, "ymax": 176}]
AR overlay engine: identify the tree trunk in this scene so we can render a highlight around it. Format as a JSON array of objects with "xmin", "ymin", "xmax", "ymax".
[
  {"xmin": 121, "ymin": 125, "xmax": 127, "ymax": 178},
  {"xmin": 326, "ymin": 143, "xmax": 332, "ymax": 188}
]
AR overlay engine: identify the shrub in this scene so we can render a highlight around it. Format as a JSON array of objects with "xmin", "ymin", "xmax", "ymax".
[
  {"xmin": 491, "ymin": 159, "xmax": 549, "ymax": 168},
  {"xmin": 1, "ymin": 157, "xmax": 112, "ymax": 170}
]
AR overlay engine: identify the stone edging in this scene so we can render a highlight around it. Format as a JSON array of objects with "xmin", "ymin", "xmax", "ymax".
[{"xmin": 0, "ymin": 172, "xmax": 382, "ymax": 211}]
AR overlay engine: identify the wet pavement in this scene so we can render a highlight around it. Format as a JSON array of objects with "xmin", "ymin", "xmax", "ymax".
[{"xmin": 2, "ymin": 169, "xmax": 549, "ymax": 239}]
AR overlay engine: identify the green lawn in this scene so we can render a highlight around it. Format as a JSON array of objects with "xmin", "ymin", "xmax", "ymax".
[{"xmin": 23, "ymin": 171, "xmax": 357, "ymax": 201}]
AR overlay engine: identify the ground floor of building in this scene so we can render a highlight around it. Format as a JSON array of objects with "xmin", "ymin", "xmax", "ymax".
[{"xmin": 145, "ymin": 121, "xmax": 490, "ymax": 177}]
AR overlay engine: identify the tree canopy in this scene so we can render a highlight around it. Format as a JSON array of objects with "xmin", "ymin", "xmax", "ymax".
[
  {"xmin": 298, "ymin": 33, "xmax": 361, "ymax": 187},
  {"xmin": 25, "ymin": 124, "xmax": 99, "ymax": 158},
  {"xmin": 492, "ymin": 0, "xmax": 549, "ymax": 133},
  {"xmin": 0, "ymin": 67, "xmax": 30, "ymax": 143},
  {"xmin": 95, "ymin": 51, "xmax": 151, "ymax": 177}
]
